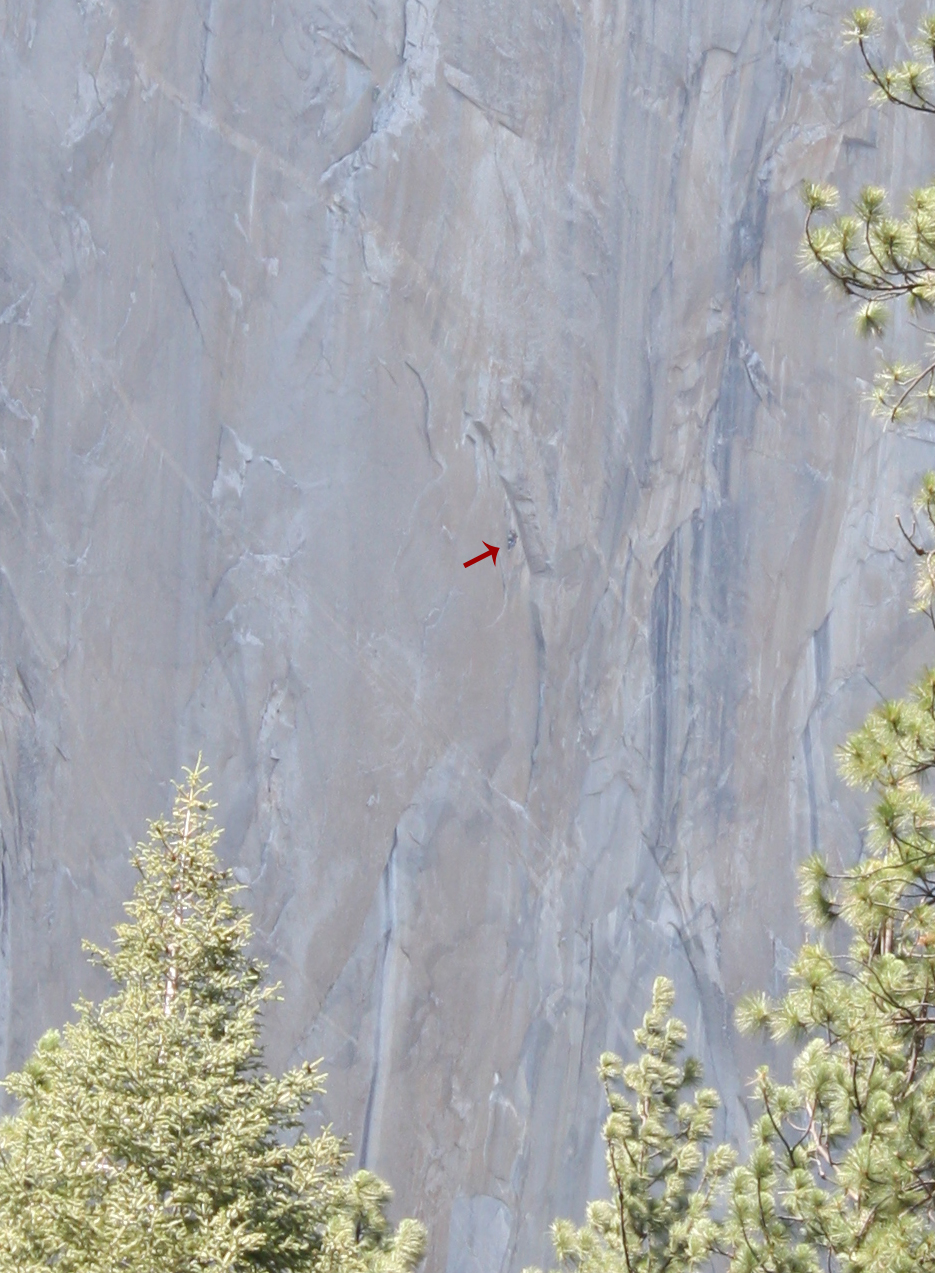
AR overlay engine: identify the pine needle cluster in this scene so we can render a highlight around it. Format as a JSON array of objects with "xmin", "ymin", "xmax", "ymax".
[
  {"xmin": 802, "ymin": 10, "xmax": 935, "ymax": 422},
  {"xmin": 0, "ymin": 762, "xmax": 426, "ymax": 1273}
]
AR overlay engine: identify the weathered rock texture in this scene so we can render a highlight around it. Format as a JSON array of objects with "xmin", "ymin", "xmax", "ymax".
[{"xmin": 3, "ymin": 0, "xmax": 935, "ymax": 1267}]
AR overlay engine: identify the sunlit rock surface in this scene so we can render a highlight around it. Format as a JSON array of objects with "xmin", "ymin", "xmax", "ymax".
[{"xmin": 2, "ymin": 0, "xmax": 934, "ymax": 1268}]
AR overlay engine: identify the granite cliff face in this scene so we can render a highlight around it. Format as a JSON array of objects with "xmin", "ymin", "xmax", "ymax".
[{"xmin": 2, "ymin": 0, "xmax": 935, "ymax": 1268}]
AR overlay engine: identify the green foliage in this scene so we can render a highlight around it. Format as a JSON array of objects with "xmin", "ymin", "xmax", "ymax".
[
  {"xmin": 0, "ymin": 762, "xmax": 426, "ymax": 1273},
  {"xmin": 904, "ymin": 473, "xmax": 935, "ymax": 620},
  {"xmin": 802, "ymin": 9, "xmax": 935, "ymax": 421},
  {"xmin": 724, "ymin": 549, "xmax": 935, "ymax": 1270},
  {"xmin": 523, "ymin": 978, "xmax": 736, "ymax": 1273}
]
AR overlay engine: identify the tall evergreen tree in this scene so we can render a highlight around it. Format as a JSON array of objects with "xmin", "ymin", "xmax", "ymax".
[
  {"xmin": 0, "ymin": 761, "xmax": 426, "ymax": 1273},
  {"xmin": 523, "ymin": 978, "xmax": 735, "ymax": 1273}
]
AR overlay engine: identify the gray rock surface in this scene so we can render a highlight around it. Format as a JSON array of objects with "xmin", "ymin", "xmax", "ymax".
[{"xmin": 2, "ymin": 0, "xmax": 935, "ymax": 1268}]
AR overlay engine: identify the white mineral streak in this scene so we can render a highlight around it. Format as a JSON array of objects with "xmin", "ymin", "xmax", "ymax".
[{"xmin": 1, "ymin": 0, "xmax": 933, "ymax": 1269}]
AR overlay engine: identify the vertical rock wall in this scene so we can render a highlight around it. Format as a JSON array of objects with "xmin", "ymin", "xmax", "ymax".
[{"xmin": 2, "ymin": 0, "xmax": 934, "ymax": 1269}]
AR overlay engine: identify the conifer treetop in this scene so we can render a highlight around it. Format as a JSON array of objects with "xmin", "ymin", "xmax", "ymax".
[
  {"xmin": 0, "ymin": 760, "xmax": 426, "ymax": 1273},
  {"xmin": 523, "ymin": 977, "xmax": 736, "ymax": 1273}
]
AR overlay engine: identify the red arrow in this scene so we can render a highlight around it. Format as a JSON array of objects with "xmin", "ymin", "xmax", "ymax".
[{"xmin": 463, "ymin": 541, "xmax": 500, "ymax": 569}]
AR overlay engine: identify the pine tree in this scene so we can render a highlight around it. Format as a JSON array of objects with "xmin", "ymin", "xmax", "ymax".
[
  {"xmin": 523, "ymin": 978, "xmax": 735, "ymax": 1273},
  {"xmin": 0, "ymin": 761, "xmax": 426, "ymax": 1273},
  {"xmin": 723, "ymin": 479, "xmax": 935, "ymax": 1272}
]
